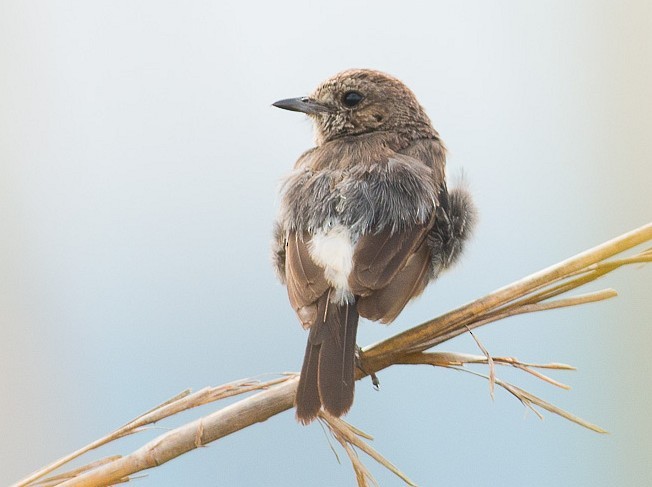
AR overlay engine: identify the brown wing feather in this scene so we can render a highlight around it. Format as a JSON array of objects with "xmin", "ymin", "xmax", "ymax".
[
  {"xmin": 357, "ymin": 239, "xmax": 431, "ymax": 323},
  {"xmin": 349, "ymin": 207, "xmax": 435, "ymax": 296},
  {"xmin": 285, "ymin": 232, "xmax": 329, "ymax": 328}
]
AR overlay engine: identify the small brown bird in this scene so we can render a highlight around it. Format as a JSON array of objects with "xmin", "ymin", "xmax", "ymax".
[{"xmin": 272, "ymin": 69, "xmax": 475, "ymax": 423}]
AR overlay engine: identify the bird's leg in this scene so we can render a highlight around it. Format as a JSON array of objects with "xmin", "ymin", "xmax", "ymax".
[{"xmin": 355, "ymin": 345, "xmax": 380, "ymax": 390}]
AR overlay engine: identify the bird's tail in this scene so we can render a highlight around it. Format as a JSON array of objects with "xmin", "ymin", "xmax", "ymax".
[{"xmin": 295, "ymin": 293, "xmax": 359, "ymax": 424}]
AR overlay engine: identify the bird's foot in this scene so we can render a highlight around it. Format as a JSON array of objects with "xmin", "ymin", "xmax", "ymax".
[{"xmin": 355, "ymin": 346, "xmax": 380, "ymax": 390}]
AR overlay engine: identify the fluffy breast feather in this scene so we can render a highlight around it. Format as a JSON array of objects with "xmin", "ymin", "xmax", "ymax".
[{"xmin": 279, "ymin": 150, "xmax": 438, "ymax": 236}]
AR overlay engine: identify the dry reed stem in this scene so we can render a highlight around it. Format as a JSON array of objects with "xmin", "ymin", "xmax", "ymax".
[
  {"xmin": 13, "ymin": 222, "xmax": 651, "ymax": 487},
  {"xmin": 14, "ymin": 377, "xmax": 292, "ymax": 487},
  {"xmin": 52, "ymin": 379, "xmax": 299, "ymax": 487},
  {"xmin": 360, "ymin": 223, "xmax": 651, "ymax": 367}
]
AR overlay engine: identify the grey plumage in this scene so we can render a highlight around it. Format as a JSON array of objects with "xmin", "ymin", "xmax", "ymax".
[
  {"xmin": 428, "ymin": 185, "xmax": 476, "ymax": 277},
  {"xmin": 279, "ymin": 136, "xmax": 438, "ymax": 237},
  {"xmin": 272, "ymin": 69, "xmax": 476, "ymax": 423}
]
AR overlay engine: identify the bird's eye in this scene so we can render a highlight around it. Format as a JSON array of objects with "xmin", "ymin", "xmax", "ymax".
[{"xmin": 342, "ymin": 91, "xmax": 363, "ymax": 108}]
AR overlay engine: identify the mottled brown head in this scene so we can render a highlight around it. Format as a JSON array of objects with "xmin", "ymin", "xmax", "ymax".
[{"xmin": 273, "ymin": 69, "xmax": 436, "ymax": 145}]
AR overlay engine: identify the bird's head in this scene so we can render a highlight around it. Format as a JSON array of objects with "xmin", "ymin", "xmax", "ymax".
[{"xmin": 273, "ymin": 69, "xmax": 435, "ymax": 144}]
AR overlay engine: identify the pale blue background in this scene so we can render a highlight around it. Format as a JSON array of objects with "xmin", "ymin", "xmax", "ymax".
[{"xmin": 1, "ymin": 1, "xmax": 651, "ymax": 486}]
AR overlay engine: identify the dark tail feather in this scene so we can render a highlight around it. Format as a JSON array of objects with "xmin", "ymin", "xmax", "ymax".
[
  {"xmin": 295, "ymin": 333, "xmax": 322, "ymax": 423},
  {"xmin": 318, "ymin": 299, "xmax": 359, "ymax": 417},
  {"xmin": 295, "ymin": 293, "xmax": 359, "ymax": 423}
]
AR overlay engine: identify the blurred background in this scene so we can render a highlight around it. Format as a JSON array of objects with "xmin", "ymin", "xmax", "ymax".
[{"xmin": 1, "ymin": 1, "xmax": 650, "ymax": 485}]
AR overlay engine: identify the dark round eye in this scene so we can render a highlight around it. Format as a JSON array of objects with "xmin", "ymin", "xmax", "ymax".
[{"xmin": 342, "ymin": 91, "xmax": 363, "ymax": 107}]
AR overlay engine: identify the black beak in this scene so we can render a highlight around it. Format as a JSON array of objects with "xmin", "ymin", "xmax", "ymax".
[{"xmin": 272, "ymin": 97, "xmax": 330, "ymax": 115}]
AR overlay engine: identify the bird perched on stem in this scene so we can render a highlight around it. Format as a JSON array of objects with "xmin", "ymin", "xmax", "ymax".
[{"xmin": 272, "ymin": 69, "xmax": 476, "ymax": 424}]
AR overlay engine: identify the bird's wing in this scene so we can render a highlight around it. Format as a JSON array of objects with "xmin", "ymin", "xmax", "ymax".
[
  {"xmin": 349, "ymin": 215, "xmax": 435, "ymax": 324},
  {"xmin": 285, "ymin": 231, "xmax": 329, "ymax": 329},
  {"xmin": 348, "ymin": 221, "xmax": 431, "ymax": 294},
  {"xmin": 347, "ymin": 142, "xmax": 442, "ymax": 324},
  {"xmin": 356, "ymin": 238, "xmax": 431, "ymax": 323}
]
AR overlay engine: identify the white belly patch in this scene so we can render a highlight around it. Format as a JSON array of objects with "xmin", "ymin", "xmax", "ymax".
[{"xmin": 308, "ymin": 225, "xmax": 354, "ymax": 303}]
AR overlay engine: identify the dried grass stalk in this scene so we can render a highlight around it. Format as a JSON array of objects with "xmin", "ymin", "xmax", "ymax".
[{"xmin": 12, "ymin": 223, "xmax": 651, "ymax": 487}]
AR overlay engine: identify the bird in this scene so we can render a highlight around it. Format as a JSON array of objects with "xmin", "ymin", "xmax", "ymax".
[{"xmin": 271, "ymin": 69, "xmax": 476, "ymax": 424}]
